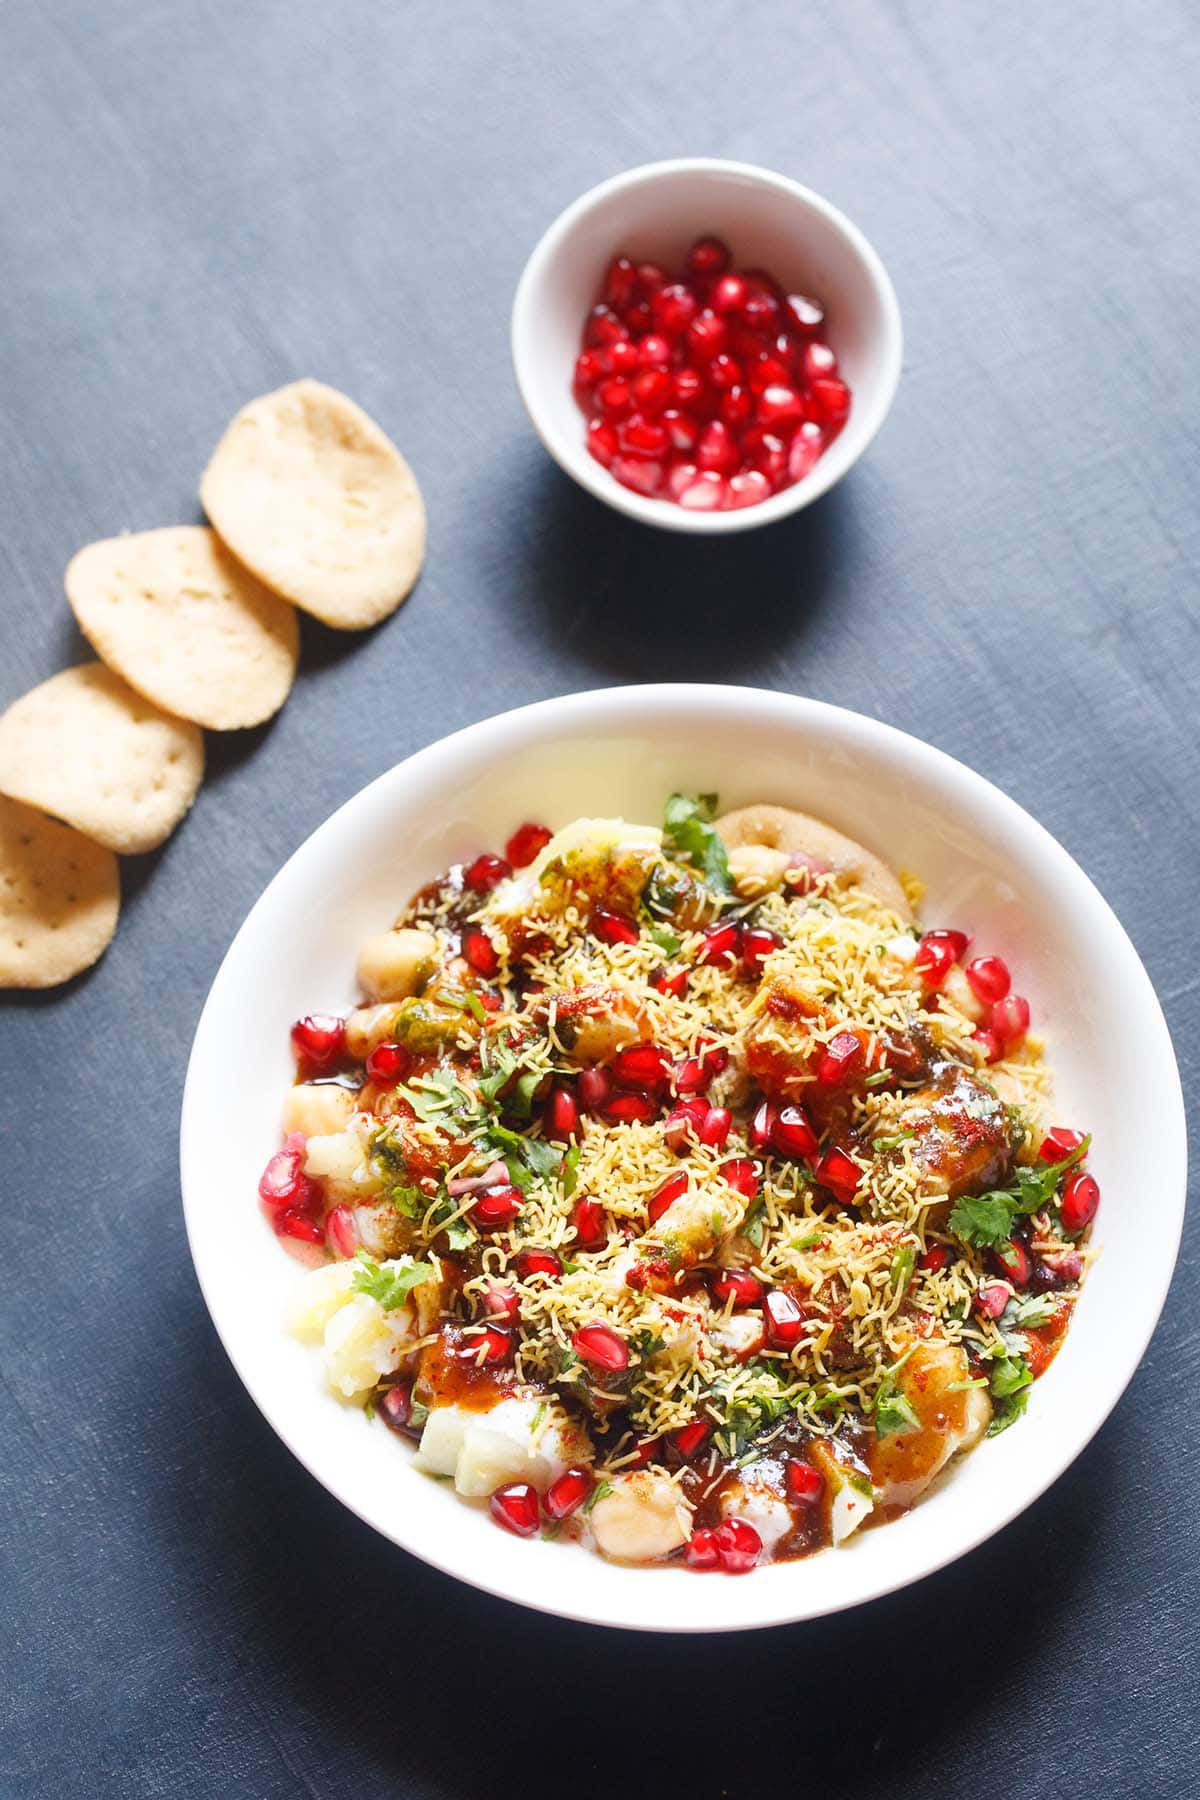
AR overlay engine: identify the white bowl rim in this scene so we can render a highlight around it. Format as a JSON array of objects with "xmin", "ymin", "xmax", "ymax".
[{"xmin": 180, "ymin": 683, "xmax": 1187, "ymax": 1632}]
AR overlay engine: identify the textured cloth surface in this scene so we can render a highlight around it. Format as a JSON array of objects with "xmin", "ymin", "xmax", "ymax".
[{"xmin": 1, "ymin": 4, "xmax": 1197, "ymax": 1797}]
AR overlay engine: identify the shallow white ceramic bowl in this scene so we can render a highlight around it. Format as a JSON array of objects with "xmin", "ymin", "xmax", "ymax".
[
  {"xmin": 181, "ymin": 686, "xmax": 1185, "ymax": 1633},
  {"xmin": 511, "ymin": 159, "xmax": 903, "ymax": 533}
]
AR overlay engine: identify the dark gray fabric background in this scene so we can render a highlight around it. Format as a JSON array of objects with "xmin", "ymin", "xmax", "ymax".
[{"xmin": 1, "ymin": 4, "xmax": 1197, "ymax": 1797}]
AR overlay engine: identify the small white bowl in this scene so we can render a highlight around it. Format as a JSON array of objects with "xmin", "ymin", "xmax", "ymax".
[
  {"xmin": 511, "ymin": 158, "xmax": 903, "ymax": 533},
  {"xmin": 181, "ymin": 685, "xmax": 1186, "ymax": 1635}
]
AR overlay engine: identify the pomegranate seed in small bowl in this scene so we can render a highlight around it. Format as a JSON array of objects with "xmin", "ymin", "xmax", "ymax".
[{"xmin": 512, "ymin": 159, "xmax": 902, "ymax": 533}]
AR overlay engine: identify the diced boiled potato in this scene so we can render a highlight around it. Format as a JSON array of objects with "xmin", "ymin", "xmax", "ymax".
[
  {"xmin": 285, "ymin": 1261, "xmax": 357, "ymax": 1342},
  {"xmin": 303, "ymin": 1128, "xmax": 365, "ymax": 1187},
  {"xmin": 414, "ymin": 1396, "xmax": 591, "ymax": 1497},
  {"xmin": 344, "ymin": 1003, "xmax": 401, "ymax": 1059},
  {"xmin": 282, "ymin": 1082, "xmax": 356, "ymax": 1138},
  {"xmin": 485, "ymin": 818, "xmax": 662, "ymax": 921},
  {"xmin": 942, "ymin": 964, "xmax": 986, "ymax": 1024},
  {"xmin": 809, "ymin": 1439, "xmax": 875, "ymax": 1545},
  {"xmin": 357, "ymin": 927, "xmax": 439, "ymax": 1003},
  {"xmin": 720, "ymin": 1477, "xmax": 793, "ymax": 1554},
  {"xmin": 652, "ymin": 1184, "xmax": 744, "ymax": 1267},
  {"xmin": 589, "ymin": 1471, "xmax": 691, "ymax": 1563},
  {"xmin": 322, "ymin": 1293, "xmax": 416, "ymax": 1399},
  {"xmin": 709, "ymin": 1312, "xmax": 765, "ymax": 1358}
]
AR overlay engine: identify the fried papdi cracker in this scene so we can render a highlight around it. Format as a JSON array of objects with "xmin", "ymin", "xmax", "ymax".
[
  {"xmin": 66, "ymin": 526, "xmax": 299, "ymax": 730},
  {"xmin": 0, "ymin": 665, "xmax": 204, "ymax": 855},
  {"xmin": 0, "ymin": 795, "xmax": 119, "ymax": 987},
  {"xmin": 199, "ymin": 379, "xmax": 426, "ymax": 631}
]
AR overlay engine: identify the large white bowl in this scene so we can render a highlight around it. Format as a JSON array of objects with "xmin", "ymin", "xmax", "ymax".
[
  {"xmin": 511, "ymin": 159, "xmax": 902, "ymax": 533},
  {"xmin": 181, "ymin": 686, "xmax": 1186, "ymax": 1633}
]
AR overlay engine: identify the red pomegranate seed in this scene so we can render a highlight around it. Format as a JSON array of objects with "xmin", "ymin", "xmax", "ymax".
[
  {"xmin": 515, "ymin": 1247, "xmax": 563, "ymax": 1280},
  {"xmin": 379, "ymin": 1382, "xmax": 413, "ymax": 1434},
  {"xmin": 672, "ymin": 365, "xmax": 707, "ymax": 410},
  {"xmin": 686, "ymin": 310, "xmax": 729, "ymax": 362},
  {"xmin": 994, "ymin": 1240, "xmax": 1031, "ymax": 1287},
  {"xmin": 785, "ymin": 293, "xmax": 825, "ymax": 336},
  {"xmin": 976, "ymin": 1282, "xmax": 1010, "ymax": 1319},
  {"xmin": 648, "ymin": 1169, "xmax": 689, "ymax": 1222},
  {"xmin": 604, "ymin": 1091, "xmax": 658, "ymax": 1125},
  {"xmin": 481, "ymin": 1280, "xmax": 520, "ymax": 1324},
  {"xmin": 923, "ymin": 928, "xmax": 969, "ymax": 959},
  {"xmin": 701, "ymin": 919, "xmax": 742, "ymax": 965},
  {"xmin": 698, "ymin": 1105, "xmax": 732, "ymax": 1149},
  {"xmin": 462, "ymin": 927, "xmax": 500, "ymax": 978},
  {"xmin": 741, "ymin": 285, "xmax": 781, "ymax": 332},
  {"xmin": 763, "ymin": 1288, "xmax": 804, "ymax": 1348},
  {"xmin": 661, "ymin": 409, "xmax": 699, "ymax": 452},
  {"xmin": 1039, "ymin": 1126, "xmax": 1086, "ymax": 1163},
  {"xmin": 651, "ymin": 964, "xmax": 689, "ymax": 999},
  {"xmin": 544, "ymin": 1086, "xmax": 580, "ymax": 1141},
  {"xmin": 714, "ymin": 1517, "xmax": 762, "ymax": 1573},
  {"xmin": 709, "ymin": 272, "xmax": 747, "ymax": 314},
  {"xmin": 746, "ymin": 355, "xmax": 791, "ymax": 396},
  {"xmin": 686, "ymin": 1527, "xmax": 721, "ymax": 1570},
  {"xmin": 719, "ymin": 1157, "xmax": 758, "ymax": 1198},
  {"xmin": 1061, "ymin": 1170, "xmax": 1100, "ymax": 1234},
  {"xmin": 666, "ymin": 460, "xmax": 698, "ymax": 500},
  {"xmin": 592, "ymin": 908, "xmax": 640, "ymax": 946},
  {"xmin": 992, "ymin": 994, "xmax": 1031, "ymax": 1050},
  {"xmin": 711, "ymin": 1267, "xmax": 764, "ymax": 1307},
  {"xmin": 325, "ymin": 1204, "xmax": 358, "ymax": 1259},
  {"xmin": 785, "ymin": 1459, "xmax": 824, "ymax": 1503},
  {"xmin": 586, "ymin": 417, "xmax": 619, "ymax": 467},
  {"xmin": 742, "ymin": 426, "xmax": 788, "ymax": 484},
  {"xmin": 802, "ymin": 341, "xmax": 838, "ymax": 381},
  {"xmin": 707, "ymin": 352, "xmax": 743, "ymax": 392},
  {"xmin": 578, "ymin": 1066, "xmax": 613, "ymax": 1111},
  {"xmin": 290, "ymin": 1013, "xmax": 345, "ymax": 1071},
  {"xmin": 574, "ymin": 349, "xmax": 606, "ymax": 390},
  {"xmin": 772, "ymin": 1105, "xmax": 818, "ymax": 1161},
  {"xmin": 719, "ymin": 387, "xmax": 754, "ymax": 433},
  {"xmin": 613, "ymin": 1042, "xmax": 671, "ymax": 1092},
  {"xmin": 726, "ymin": 470, "xmax": 772, "ymax": 508},
  {"xmin": 573, "ymin": 1196, "xmax": 607, "ymax": 1247},
  {"xmin": 749, "ymin": 1100, "xmax": 777, "ymax": 1149},
  {"xmin": 652, "ymin": 283, "xmax": 699, "ymax": 336},
  {"xmin": 692, "ymin": 419, "xmax": 736, "ymax": 476},
  {"xmin": 620, "ymin": 413, "xmax": 670, "ymax": 459},
  {"xmin": 815, "ymin": 1146, "xmax": 862, "ymax": 1199},
  {"xmin": 637, "ymin": 331, "xmax": 672, "ymax": 367},
  {"xmin": 505, "ymin": 821, "xmax": 552, "ymax": 867},
  {"xmin": 602, "ymin": 254, "xmax": 637, "ymax": 307},
  {"xmin": 463, "ymin": 852, "xmax": 512, "ymax": 891},
  {"xmin": 806, "ymin": 376, "xmax": 851, "ymax": 427},
  {"xmin": 787, "ymin": 422, "xmax": 824, "ymax": 483},
  {"xmin": 461, "ymin": 1322, "xmax": 515, "ymax": 1365},
  {"xmin": 630, "ymin": 368, "xmax": 673, "ymax": 415},
  {"xmin": 636, "ymin": 261, "xmax": 667, "ymax": 295},
  {"xmin": 678, "ymin": 471, "xmax": 727, "ymax": 511},
  {"xmin": 573, "ymin": 1322, "xmax": 629, "ymax": 1373},
  {"xmin": 608, "ymin": 338, "xmax": 640, "ymax": 375},
  {"xmin": 672, "ymin": 1419, "xmax": 710, "ymax": 1459},
  {"xmin": 756, "ymin": 384, "xmax": 807, "ymax": 430},
  {"xmin": 974, "ymin": 1026, "xmax": 1004, "ymax": 1064},
  {"xmin": 258, "ymin": 1144, "xmax": 308, "ymax": 1209},
  {"xmin": 816, "ymin": 1031, "xmax": 864, "ymax": 1087},
  {"xmin": 595, "ymin": 375, "xmax": 633, "ymax": 419},
  {"xmin": 914, "ymin": 935, "xmax": 957, "ymax": 990},
  {"xmin": 664, "ymin": 1097, "xmax": 709, "ymax": 1151},
  {"xmin": 919, "ymin": 1244, "xmax": 950, "ymax": 1273},
  {"xmin": 1046, "ymin": 1250, "xmax": 1084, "ymax": 1282},
  {"xmin": 545, "ymin": 1466, "xmax": 594, "ymax": 1521},
  {"xmin": 274, "ymin": 1209, "xmax": 324, "ymax": 1244},
  {"xmin": 490, "ymin": 1482, "xmax": 540, "ymax": 1537},
  {"xmin": 365, "ymin": 1040, "xmax": 412, "ymax": 1086},
  {"xmin": 471, "ymin": 1185, "xmax": 523, "ymax": 1228},
  {"xmin": 966, "ymin": 955, "xmax": 1011, "ymax": 1006},
  {"xmin": 585, "ymin": 304, "xmax": 628, "ymax": 348},
  {"xmin": 686, "ymin": 235, "xmax": 731, "ymax": 278},
  {"xmin": 741, "ymin": 925, "xmax": 781, "ymax": 977}
]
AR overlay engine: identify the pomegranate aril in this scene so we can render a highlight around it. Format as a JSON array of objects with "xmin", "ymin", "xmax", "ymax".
[
  {"xmin": 696, "ymin": 420, "xmax": 738, "ymax": 476},
  {"xmin": 719, "ymin": 386, "xmax": 754, "ymax": 433},
  {"xmin": 698, "ymin": 1105, "xmax": 732, "ymax": 1149},
  {"xmin": 666, "ymin": 460, "xmax": 699, "ymax": 500},
  {"xmin": 746, "ymin": 355, "xmax": 791, "ymax": 396},
  {"xmin": 652, "ymin": 283, "xmax": 699, "ymax": 336},
  {"xmin": 586, "ymin": 417, "xmax": 619, "ymax": 467},
  {"xmin": 490, "ymin": 1482, "xmax": 540, "ymax": 1538},
  {"xmin": 481, "ymin": 1280, "xmax": 520, "ymax": 1324},
  {"xmin": 290, "ymin": 1013, "xmax": 345, "ymax": 1071},
  {"xmin": 715, "ymin": 1517, "xmax": 762, "ymax": 1573},
  {"xmin": 325, "ymin": 1204, "xmax": 359, "ymax": 1259},
  {"xmin": 258, "ymin": 1145, "xmax": 307, "ymax": 1208},
  {"xmin": 620, "ymin": 413, "xmax": 669, "ymax": 458},
  {"xmin": 802, "ymin": 341, "xmax": 838, "ymax": 381},
  {"xmin": 1060, "ymin": 1171, "xmax": 1100, "ymax": 1234},
  {"xmin": 604, "ymin": 1090, "xmax": 658, "ymax": 1125},
  {"xmin": 756, "ymin": 384, "xmax": 807, "ymax": 430},
  {"xmin": 636, "ymin": 331, "xmax": 672, "ymax": 368},
  {"xmin": 462, "ymin": 1323, "xmax": 515, "ymax": 1366},
  {"xmin": 686, "ymin": 234, "xmax": 731, "ymax": 278},
  {"xmin": 966, "ymin": 956, "xmax": 1011, "ymax": 1006},
  {"xmin": 807, "ymin": 376, "xmax": 851, "ymax": 426},
  {"xmin": 711, "ymin": 1266, "xmax": 763, "ymax": 1307},
  {"xmin": 923, "ymin": 928, "xmax": 970, "ymax": 959},
  {"xmin": 585, "ymin": 304, "xmax": 628, "ymax": 348},
  {"xmin": 595, "ymin": 376, "xmax": 632, "ymax": 418},
  {"xmin": 471, "ymin": 1184, "xmax": 523, "ymax": 1228},
  {"xmin": 740, "ymin": 288, "xmax": 780, "ymax": 331},
  {"xmin": 785, "ymin": 1459, "xmax": 824, "ymax": 1503},
  {"xmin": 974, "ymin": 1026, "xmax": 1004, "ymax": 1065},
  {"xmin": 572, "ymin": 1322, "xmax": 629, "ymax": 1373},
  {"xmin": 591, "ymin": 907, "xmax": 639, "ymax": 947},
  {"xmin": 1039, "ymin": 1126, "xmax": 1086, "ymax": 1163},
  {"xmin": 651, "ymin": 964, "xmax": 689, "ymax": 998},
  {"xmin": 664, "ymin": 1097, "xmax": 709, "ymax": 1151},
  {"xmin": 463, "ymin": 851, "xmax": 512, "ymax": 891},
  {"xmin": 787, "ymin": 422, "xmax": 824, "ymax": 483},
  {"xmin": 976, "ymin": 1282, "xmax": 1010, "ymax": 1319},
  {"xmin": 815, "ymin": 1146, "xmax": 862, "ymax": 1200},
  {"xmin": 602, "ymin": 254, "xmax": 637, "ymax": 308},
  {"xmin": 726, "ymin": 470, "xmax": 771, "ymax": 509},
  {"xmin": 772, "ymin": 1104, "xmax": 818, "ymax": 1161},
  {"xmin": 749, "ymin": 1100, "xmax": 778, "ymax": 1149},
  {"xmin": 673, "ymin": 1057, "xmax": 706, "ymax": 1094},
  {"xmin": 574, "ymin": 349, "xmax": 605, "ymax": 391},
  {"xmin": 274, "ymin": 1209, "xmax": 324, "ymax": 1244},
  {"xmin": 743, "ymin": 426, "xmax": 788, "ymax": 484},
  {"xmin": 701, "ymin": 919, "xmax": 742, "ymax": 964},
  {"xmin": 672, "ymin": 1419, "xmax": 709, "ymax": 1459},
  {"xmin": 785, "ymin": 293, "xmax": 825, "ymax": 336},
  {"xmin": 740, "ymin": 926, "xmax": 781, "ymax": 978},
  {"xmin": 545, "ymin": 1466, "xmax": 594, "ymax": 1521},
  {"xmin": 707, "ymin": 352, "xmax": 743, "ymax": 392},
  {"xmin": 992, "ymin": 994, "xmax": 1031, "ymax": 1050},
  {"xmin": 544, "ymin": 1086, "xmax": 580, "ymax": 1141},
  {"xmin": 994, "ymin": 1239, "xmax": 1032, "ymax": 1287},
  {"xmin": 516, "ymin": 1247, "xmax": 563, "ymax": 1280},
  {"xmin": 661, "ymin": 409, "xmax": 699, "ymax": 452},
  {"xmin": 613, "ymin": 1042, "xmax": 671, "ymax": 1092},
  {"xmin": 672, "ymin": 365, "xmax": 707, "ymax": 410},
  {"xmin": 919, "ymin": 1244, "xmax": 950, "ymax": 1273},
  {"xmin": 612, "ymin": 454, "xmax": 665, "ymax": 496},
  {"xmin": 914, "ymin": 935, "xmax": 957, "ymax": 990},
  {"xmin": 365, "ymin": 1040, "xmax": 411, "ymax": 1086},
  {"xmin": 631, "ymin": 368, "xmax": 673, "ymax": 415},
  {"xmin": 573, "ymin": 1196, "xmax": 607, "ymax": 1247},
  {"xmin": 686, "ymin": 1527, "xmax": 721, "ymax": 1570},
  {"xmin": 648, "ymin": 1169, "xmax": 689, "ymax": 1222},
  {"xmin": 379, "ymin": 1382, "xmax": 413, "ymax": 1434},
  {"xmin": 763, "ymin": 1288, "xmax": 804, "ymax": 1348},
  {"xmin": 607, "ymin": 337, "xmax": 640, "ymax": 375},
  {"xmin": 711, "ymin": 273, "xmax": 748, "ymax": 314},
  {"xmin": 816, "ymin": 1031, "xmax": 864, "ymax": 1087},
  {"xmin": 719, "ymin": 1157, "xmax": 758, "ymax": 1199},
  {"xmin": 678, "ymin": 472, "xmax": 727, "ymax": 511},
  {"xmin": 686, "ymin": 310, "xmax": 729, "ymax": 361},
  {"xmin": 462, "ymin": 927, "xmax": 500, "ymax": 978},
  {"xmin": 578, "ymin": 1066, "xmax": 613, "ymax": 1111}
]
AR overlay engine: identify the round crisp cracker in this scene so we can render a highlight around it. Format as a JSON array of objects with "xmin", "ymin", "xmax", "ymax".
[
  {"xmin": 0, "ymin": 795, "xmax": 119, "ymax": 987},
  {"xmin": 0, "ymin": 665, "xmax": 204, "ymax": 856},
  {"xmin": 65, "ymin": 526, "xmax": 299, "ymax": 730},
  {"xmin": 199, "ymin": 379, "xmax": 426, "ymax": 631}
]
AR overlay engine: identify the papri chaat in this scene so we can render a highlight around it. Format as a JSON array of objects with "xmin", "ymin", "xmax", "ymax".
[{"xmin": 260, "ymin": 798, "xmax": 1099, "ymax": 1573}]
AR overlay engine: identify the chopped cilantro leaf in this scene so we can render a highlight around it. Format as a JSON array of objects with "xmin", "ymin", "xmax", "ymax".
[
  {"xmin": 662, "ymin": 793, "xmax": 733, "ymax": 895},
  {"xmin": 462, "ymin": 991, "xmax": 487, "ymax": 1023},
  {"xmin": 742, "ymin": 1196, "xmax": 767, "ymax": 1248},
  {"xmin": 582, "ymin": 1481, "xmax": 612, "ymax": 1514},
  {"xmin": 648, "ymin": 924, "xmax": 683, "ymax": 956},
  {"xmin": 352, "ymin": 1252, "xmax": 436, "ymax": 1311},
  {"xmin": 1008, "ymin": 1293, "xmax": 1059, "ymax": 1328},
  {"xmin": 562, "ymin": 1143, "xmax": 581, "ymax": 1200},
  {"xmin": 874, "ymin": 1387, "xmax": 921, "ymax": 1438},
  {"xmin": 890, "ymin": 1243, "xmax": 916, "ymax": 1293}
]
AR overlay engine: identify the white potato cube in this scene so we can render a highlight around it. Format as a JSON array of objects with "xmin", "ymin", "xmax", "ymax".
[
  {"xmin": 285, "ymin": 1261, "xmax": 357, "ymax": 1342},
  {"xmin": 357, "ymin": 927, "xmax": 439, "ymax": 1003},
  {"xmin": 589, "ymin": 1471, "xmax": 691, "ymax": 1563},
  {"xmin": 282, "ymin": 1082, "xmax": 356, "ymax": 1138}
]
